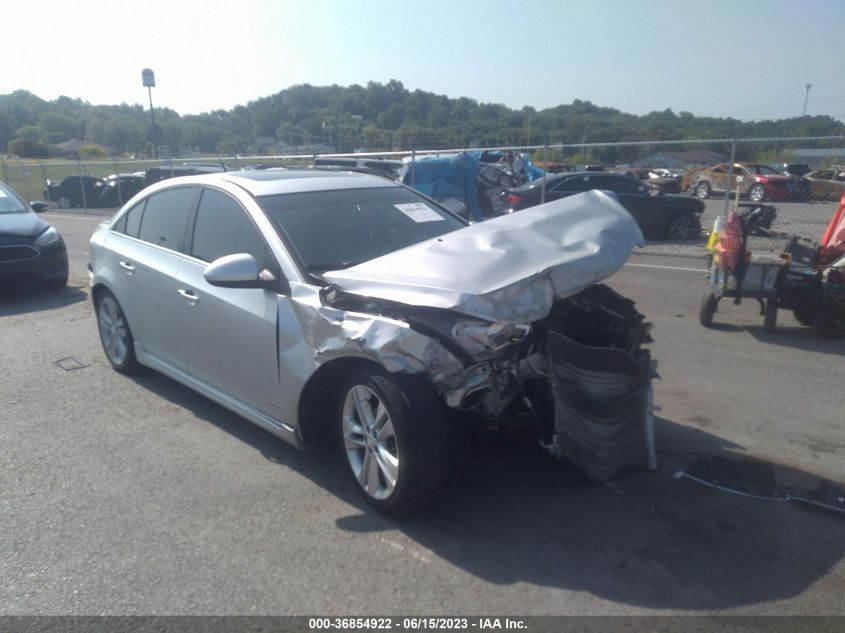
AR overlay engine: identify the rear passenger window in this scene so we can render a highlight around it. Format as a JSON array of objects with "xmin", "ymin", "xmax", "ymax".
[
  {"xmin": 124, "ymin": 200, "xmax": 146, "ymax": 237},
  {"xmin": 113, "ymin": 212, "xmax": 128, "ymax": 234},
  {"xmin": 137, "ymin": 188, "xmax": 196, "ymax": 250},
  {"xmin": 191, "ymin": 188, "xmax": 265, "ymax": 263},
  {"xmin": 552, "ymin": 177, "xmax": 589, "ymax": 192}
]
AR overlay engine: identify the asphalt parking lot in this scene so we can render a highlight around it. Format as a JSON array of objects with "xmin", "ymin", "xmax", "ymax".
[{"xmin": 2, "ymin": 211, "xmax": 844, "ymax": 615}]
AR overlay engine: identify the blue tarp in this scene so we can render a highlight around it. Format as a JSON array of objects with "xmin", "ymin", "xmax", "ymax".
[{"xmin": 399, "ymin": 151, "xmax": 545, "ymax": 221}]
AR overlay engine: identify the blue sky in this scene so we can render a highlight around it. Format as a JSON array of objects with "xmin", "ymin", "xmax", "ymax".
[{"xmin": 5, "ymin": 0, "xmax": 845, "ymax": 121}]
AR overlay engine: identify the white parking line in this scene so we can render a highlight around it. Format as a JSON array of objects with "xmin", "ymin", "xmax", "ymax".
[{"xmin": 625, "ymin": 262, "xmax": 706, "ymax": 273}]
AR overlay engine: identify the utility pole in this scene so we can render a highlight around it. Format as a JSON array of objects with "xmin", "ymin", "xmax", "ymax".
[
  {"xmin": 142, "ymin": 68, "xmax": 158, "ymax": 159},
  {"xmin": 802, "ymin": 83, "xmax": 813, "ymax": 116}
]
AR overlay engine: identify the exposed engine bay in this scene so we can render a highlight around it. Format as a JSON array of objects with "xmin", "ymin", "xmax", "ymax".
[{"xmin": 323, "ymin": 283, "xmax": 657, "ymax": 481}]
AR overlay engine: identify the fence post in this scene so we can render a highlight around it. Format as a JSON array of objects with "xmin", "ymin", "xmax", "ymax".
[
  {"xmin": 169, "ymin": 157, "xmax": 174, "ymax": 178},
  {"xmin": 39, "ymin": 162, "xmax": 49, "ymax": 203},
  {"xmin": 541, "ymin": 143, "xmax": 548, "ymax": 205},
  {"xmin": 411, "ymin": 149, "xmax": 416, "ymax": 188},
  {"xmin": 114, "ymin": 159, "xmax": 121, "ymax": 206},
  {"xmin": 1, "ymin": 159, "xmax": 7, "ymax": 185},
  {"xmin": 19, "ymin": 159, "xmax": 31, "ymax": 201},
  {"xmin": 722, "ymin": 138, "xmax": 737, "ymax": 217},
  {"xmin": 77, "ymin": 158, "xmax": 88, "ymax": 212}
]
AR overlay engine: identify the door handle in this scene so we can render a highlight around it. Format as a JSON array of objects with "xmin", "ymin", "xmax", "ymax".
[
  {"xmin": 177, "ymin": 288, "xmax": 199, "ymax": 302},
  {"xmin": 118, "ymin": 260, "xmax": 134, "ymax": 272}
]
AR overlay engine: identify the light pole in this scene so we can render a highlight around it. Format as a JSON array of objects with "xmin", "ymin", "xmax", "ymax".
[
  {"xmin": 802, "ymin": 83, "xmax": 813, "ymax": 116},
  {"xmin": 142, "ymin": 68, "xmax": 158, "ymax": 159}
]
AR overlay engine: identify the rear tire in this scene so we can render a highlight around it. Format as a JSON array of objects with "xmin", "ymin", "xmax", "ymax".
[
  {"xmin": 338, "ymin": 369, "xmax": 450, "ymax": 515},
  {"xmin": 699, "ymin": 290, "xmax": 718, "ymax": 327},
  {"xmin": 95, "ymin": 289, "xmax": 138, "ymax": 373},
  {"xmin": 749, "ymin": 183, "xmax": 766, "ymax": 202}
]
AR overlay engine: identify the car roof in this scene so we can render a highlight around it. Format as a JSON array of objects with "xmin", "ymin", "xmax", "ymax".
[{"xmin": 161, "ymin": 168, "xmax": 402, "ymax": 197}]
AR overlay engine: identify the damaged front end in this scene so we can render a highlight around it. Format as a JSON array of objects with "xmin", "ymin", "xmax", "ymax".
[
  {"xmin": 327, "ymin": 284, "xmax": 657, "ymax": 482},
  {"xmin": 320, "ymin": 191, "xmax": 657, "ymax": 481}
]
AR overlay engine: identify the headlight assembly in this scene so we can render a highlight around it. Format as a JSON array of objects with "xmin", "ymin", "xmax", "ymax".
[
  {"xmin": 451, "ymin": 321, "xmax": 531, "ymax": 355},
  {"xmin": 34, "ymin": 226, "xmax": 60, "ymax": 247}
]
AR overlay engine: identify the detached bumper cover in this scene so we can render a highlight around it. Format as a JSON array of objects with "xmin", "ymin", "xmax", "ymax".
[{"xmin": 547, "ymin": 330, "xmax": 655, "ymax": 481}]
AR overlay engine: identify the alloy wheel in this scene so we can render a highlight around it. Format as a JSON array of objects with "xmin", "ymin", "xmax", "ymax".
[
  {"xmin": 342, "ymin": 384, "xmax": 399, "ymax": 500},
  {"xmin": 98, "ymin": 296, "xmax": 130, "ymax": 366}
]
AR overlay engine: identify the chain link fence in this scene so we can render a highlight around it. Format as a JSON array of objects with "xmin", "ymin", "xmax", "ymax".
[{"xmin": 3, "ymin": 135, "xmax": 844, "ymax": 258}]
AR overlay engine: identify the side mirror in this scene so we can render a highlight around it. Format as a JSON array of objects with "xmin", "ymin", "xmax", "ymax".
[
  {"xmin": 203, "ymin": 253, "xmax": 275, "ymax": 289},
  {"xmin": 30, "ymin": 201, "xmax": 49, "ymax": 213}
]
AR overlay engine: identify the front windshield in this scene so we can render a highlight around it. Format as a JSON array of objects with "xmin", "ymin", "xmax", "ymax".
[
  {"xmin": 257, "ymin": 186, "xmax": 466, "ymax": 274},
  {"xmin": 0, "ymin": 183, "xmax": 29, "ymax": 214}
]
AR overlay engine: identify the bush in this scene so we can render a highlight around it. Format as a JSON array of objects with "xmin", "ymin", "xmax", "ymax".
[
  {"xmin": 80, "ymin": 144, "xmax": 106, "ymax": 158},
  {"xmin": 8, "ymin": 139, "xmax": 51, "ymax": 158}
]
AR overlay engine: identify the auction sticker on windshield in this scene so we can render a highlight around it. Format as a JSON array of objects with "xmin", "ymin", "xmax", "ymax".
[{"xmin": 394, "ymin": 203, "xmax": 443, "ymax": 223}]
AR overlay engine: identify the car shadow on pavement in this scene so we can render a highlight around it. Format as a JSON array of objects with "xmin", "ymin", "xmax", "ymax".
[
  {"xmin": 746, "ymin": 324, "xmax": 845, "ymax": 356},
  {"xmin": 0, "ymin": 284, "xmax": 87, "ymax": 317},
  {"xmin": 129, "ymin": 368, "xmax": 845, "ymax": 612}
]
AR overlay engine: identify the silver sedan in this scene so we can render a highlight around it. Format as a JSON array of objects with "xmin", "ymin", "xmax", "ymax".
[{"xmin": 89, "ymin": 170, "xmax": 655, "ymax": 513}]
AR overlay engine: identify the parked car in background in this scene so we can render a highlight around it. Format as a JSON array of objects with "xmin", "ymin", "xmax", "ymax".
[
  {"xmin": 314, "ymin": 157, "xmax": 403, "ymax": 179},
  {"xmin": 504, "ymin": 171, "xmax": 704, "ymax": 240},
  {"xmin": 88, "ymin": 170, "xmax": 654, "ymax": 513},
  {"xmin": 43, "ymin": 175, "xmax": 108, "ymax": 208},
  {"xmin": 399, "ymin": 150, "xmax": 545, "ymax": 220},
  {"xmin": 804, "ymin": 166, "xmax": 845, "ymax": 201},
  {"xmin": 769, "ymin": 163, "xmax": 812, "ymax": 177},
  {"xmin": 101, "ymin": 173, "xmax": 147, "ymax": 207},
  {"xmin": 0, "ymin": 181, "xmax": 68, "ymax": 288},
  {"xmin": 143, "ymin": 164, "xmax": 225, "ymax": 187},
  {"xmin": 689, "ymin": 163, "xmax": 809, "ymax": 202},
  {"xmin": 615, "ymin": 167, "xmax": 682, "ymax": 194}
]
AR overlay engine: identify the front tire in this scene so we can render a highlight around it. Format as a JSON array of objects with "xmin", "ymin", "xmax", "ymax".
[
  {"xmin": 95, "ymin": 289, "xmax": 138, "ymax": 373},
  {"xmin": 57, "ymin": 195, "xmax": 72, "ymax": 209},
  {"xmin": 792, "ymin": 305, "xmax": 817, "ymax": 327},
  {"xmin": 43, "ymin": 271, "xmax": 68, "ymax": 290},
  {"xmin": 696, "ymin": 181, "xmax": 711, "ymax": 199},
  {"xmin": 338, "ymin": 369, "xmax": 450, "ymax": 515},
  {"xmin": 749, "ymin": 183, "xmax": 766, "ymax": 202}
]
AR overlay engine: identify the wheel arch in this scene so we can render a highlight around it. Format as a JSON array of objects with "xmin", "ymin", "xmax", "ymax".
[{"xmin": 296, "ymin": 356, "xmax": 389, "ymax": 447}]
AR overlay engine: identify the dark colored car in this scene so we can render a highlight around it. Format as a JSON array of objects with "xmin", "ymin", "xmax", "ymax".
[
  {"xmin": 689, "ymin": 163, "xmax": 809, "ymax": 202},
  {"xmin": 143, "ymin": 164, "xmax": 225, "ymax": 187},
  {"xmin": 504, "ymin": 171, "xmax": 704, "ymax": 240},
  {"xmin": 101, "ymin": 174, "xmax": 147, "ymax": 207},
  {"xmin": 43, "ymin": 175, "xmax": 108, "ymax": 208},
  {"xmin": 314, "ymin": 157, "xmax": 403, "ymax": 179},
  {"xmin": 769, "ymin": 163, "xmax": 812, "ymax": 177},
  {"xmin": 0, "ymin": 181, "xmax": 68, "ymax": 288}
]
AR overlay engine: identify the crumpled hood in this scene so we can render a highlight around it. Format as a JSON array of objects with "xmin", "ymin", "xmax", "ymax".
[{"xmin": 323, "ymin": 190, "xmax": 644, "ymax": 323}]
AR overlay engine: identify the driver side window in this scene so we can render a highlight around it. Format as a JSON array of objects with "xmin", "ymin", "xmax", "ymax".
[{"xmin": 190, "ymin": 189, "xmax": 267, "ymax": 265}]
